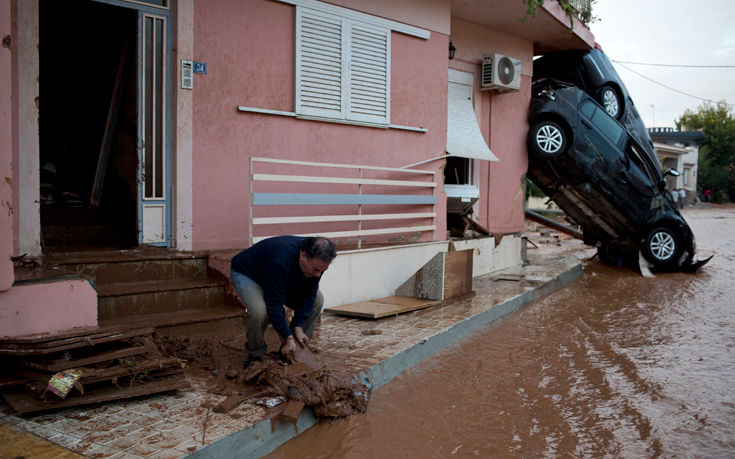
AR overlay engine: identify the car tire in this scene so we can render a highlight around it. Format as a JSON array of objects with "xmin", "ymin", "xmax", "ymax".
[
  {"xmin": 643, "ymin": 226, "xmax": 679, "ymax": 268},
  {"xmin": 599, "ymin": 85, "xmax": 622, "ymax": 119},
  {"xmin": 528, "ymin": 120, "xmax": 568, "ymax": 159},
  {"xmin": 597, "ymin": 243, "xmax": 623, "ymax": 266}
]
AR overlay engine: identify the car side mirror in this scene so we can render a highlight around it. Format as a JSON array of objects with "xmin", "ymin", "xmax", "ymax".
[{"xmin": 665, "ymin": 168, "xmax": 680, "ymax": 177}]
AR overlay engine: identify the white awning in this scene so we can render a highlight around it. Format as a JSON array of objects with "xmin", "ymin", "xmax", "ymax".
[{"xmin": 447, "ymin": 70, "xmax": 499, "ymax": 162}]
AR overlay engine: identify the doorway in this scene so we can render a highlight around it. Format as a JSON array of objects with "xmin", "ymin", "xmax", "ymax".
[{"xmin": 38, "ymin": 0, "xmax": 171, "ymax": 251}]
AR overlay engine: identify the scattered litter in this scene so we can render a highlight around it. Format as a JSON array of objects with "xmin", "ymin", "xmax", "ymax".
[
  {"xmin": 46, "ymin": 369, "xmax": 83, "ymax": 399},
  {"xmin": 254, "ymin": 395, "xmax": 287, "ymax": 408}
]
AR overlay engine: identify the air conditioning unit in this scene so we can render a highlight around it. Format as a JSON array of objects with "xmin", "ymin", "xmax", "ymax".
[{"xmin": 481, "ymin": 54, "xmax": 521, "ymax": 91}]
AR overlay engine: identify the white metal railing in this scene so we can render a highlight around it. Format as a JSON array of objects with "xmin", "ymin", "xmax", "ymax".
[{"xmin": 249, "ymin": 157, "xmax": 437, "ymax": 248}]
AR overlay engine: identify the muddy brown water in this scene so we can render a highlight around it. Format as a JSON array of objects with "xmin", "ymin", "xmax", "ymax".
[{"xmin": 268, "ymin": 205, "xmax": 735, "ymax": 458}]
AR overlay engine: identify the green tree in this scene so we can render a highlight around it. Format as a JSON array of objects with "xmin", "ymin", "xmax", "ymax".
[{"xmin": 676, "ymin": 101, "xmax": 735, "ymax": 202}]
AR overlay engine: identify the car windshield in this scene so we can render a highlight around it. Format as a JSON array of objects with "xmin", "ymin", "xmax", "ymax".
[{"xmin": 580, "ymin": 100, "xmax": 625, "ymax": 146}]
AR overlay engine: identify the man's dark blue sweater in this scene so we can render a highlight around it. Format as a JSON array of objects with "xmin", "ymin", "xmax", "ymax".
[{"xmin": 231, "ymin": 236, "xmax": 320, "ymax": 339}]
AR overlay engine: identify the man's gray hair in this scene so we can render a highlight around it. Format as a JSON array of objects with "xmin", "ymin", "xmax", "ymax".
[{"xmin": 300, "ymin": 236, "xmax": 337, "ymax": 262}]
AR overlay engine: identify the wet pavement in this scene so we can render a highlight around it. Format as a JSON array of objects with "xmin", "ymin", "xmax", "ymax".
[
  {"xmin": 0, "ymin": 220, "xmax": 582, "ymax": 458},
  {"xmin": 267, "ymin": 204, "xmax": 735, "ymax": 458}
]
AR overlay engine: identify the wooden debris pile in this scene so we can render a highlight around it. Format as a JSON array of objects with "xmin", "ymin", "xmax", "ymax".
[
  {"xmin": 0, "ymin": 326, "xmax": 187, "ymax": 415},
  {"xmin": 257, "ymin": 360, "xmax": 371, "ymax": 419},
  {"xmin": 212, "ymin": 344, "xmax": 372, "ymax": 423}
]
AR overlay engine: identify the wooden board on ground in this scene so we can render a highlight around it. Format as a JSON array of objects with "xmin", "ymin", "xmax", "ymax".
[
  {"xmin": 0, "ymin": 326, "xmax": 124, "ymax": 346},
  {"xmin": 0, "ymin": 328, "xmax": 155, "ymax": 356},
  {"xmin": 325, "ymin": 295, "xmax": 439, "ymax": 319},
  {"xmin": 213, "ymin": 387, "xmax": 269, "ymax": 414},
  {"xmin": 2, "ymin": 375, "xmax": 187, "ymax": 415},
  {"xmin": 280, "ymin": 399, "xmax": 305, "ymax": 423},
  {"xmin": 24, "ymin": 340, "xmax": 155, "ymax": 372}
]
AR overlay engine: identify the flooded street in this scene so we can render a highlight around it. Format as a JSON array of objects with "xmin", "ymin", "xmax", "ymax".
[{"xmin": 268, "ymin": 205, "xmax": 735, "ymax": 458}]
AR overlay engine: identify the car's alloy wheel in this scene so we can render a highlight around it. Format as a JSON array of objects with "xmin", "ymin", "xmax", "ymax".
[
  {"xmin": 529, "ymin": 120, "xmax": 567, "ymax": 158},
  {"xmin": 644, "ymin": 227, "xmax": 679, "ymax": 266},
  {"xmin": 599, "ymin": 85, "xmax": 621, "ymax": 119}
]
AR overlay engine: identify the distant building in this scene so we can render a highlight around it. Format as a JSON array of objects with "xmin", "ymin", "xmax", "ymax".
[{"xmin": 649, "ymin": 127, "xmax": 704, "ymax": 206}]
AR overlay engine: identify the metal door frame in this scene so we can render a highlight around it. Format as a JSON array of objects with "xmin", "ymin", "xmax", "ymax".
[{"xmin": 94, "ymin": 0, "xmax": 173, "ymax": 246}]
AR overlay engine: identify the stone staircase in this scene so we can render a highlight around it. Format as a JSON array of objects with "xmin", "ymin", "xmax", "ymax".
[{"xmin": 15, "ymin": 247, "xmax": 244, "ymax": 335}]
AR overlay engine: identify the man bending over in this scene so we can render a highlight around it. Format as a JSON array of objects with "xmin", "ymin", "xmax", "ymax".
[{"xmin": 230, "ymin": 235, "xmax": 337, "ymax": 367}]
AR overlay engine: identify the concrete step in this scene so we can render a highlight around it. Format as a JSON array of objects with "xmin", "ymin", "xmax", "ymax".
[
  {"xmin": 98, "ymin": 306, "xmax": 243, "ymax": 331},
  {"xmin": 15, "ymin": 248, "xmax": 241, "ymax": 331},
  {"xmin": 80, "ymin": 258, "xmax": 209, "ymax": 284},
  {"xmin": 16, "ymin": 248, "xmax": 211, "ymax": 284},
  {"xmin": 97, "ymin": 278, "xmax": 228, "ymax": 321}
]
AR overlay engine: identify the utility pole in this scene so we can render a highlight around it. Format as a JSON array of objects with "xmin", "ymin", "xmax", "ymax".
[{"xmin": 650, "ymin": 104, "xmax": 655, "ymax": 127}]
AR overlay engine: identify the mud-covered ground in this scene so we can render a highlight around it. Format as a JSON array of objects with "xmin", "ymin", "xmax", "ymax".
[
  {"xmin": 267, "ymin": 204, "xmax": 734, "ymax": 458},
  {"xmin": 154, "ymin": 316, "xmax": 371, "ymax": 418}
]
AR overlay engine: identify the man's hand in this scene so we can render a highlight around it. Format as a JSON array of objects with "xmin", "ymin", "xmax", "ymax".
[
  {"xmin": 293, "ymin": 327, "xmax": 309, "ymax": 348},
  {"xmin": 281, "ymin": 336, "xmax": 297, "ymax": 363}
]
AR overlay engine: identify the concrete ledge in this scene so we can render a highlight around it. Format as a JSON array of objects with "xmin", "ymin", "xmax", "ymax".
[{"xmin": 189, "ymin": 254, "xmax": 582, "ymax": 458}]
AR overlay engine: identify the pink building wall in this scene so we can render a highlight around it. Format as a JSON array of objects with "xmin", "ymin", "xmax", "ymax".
[
  {"xmin": 1, "ymin": 0, "xmax": 13, "ymax": 291},
  {"xmin": 189, "ymin": 0, "xmax": 448, "ymax": 250},
  {"xmin": 449, "ymin": 18, "xmax": 533, "ymax": 234},
  {"xmin": 0, "ymin": 280, "xmax": 98, "ymax": 337},
  {"xmin": 0, "ymin": 0, "xmax": 98, "ymax": 338}
]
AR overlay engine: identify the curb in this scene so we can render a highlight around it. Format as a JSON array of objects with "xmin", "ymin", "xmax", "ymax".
[{"xmin": 187, "ymin": 257, "xmax": 583, "ymax": 458}]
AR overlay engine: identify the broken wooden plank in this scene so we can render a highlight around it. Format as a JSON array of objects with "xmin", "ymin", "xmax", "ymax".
[
  {"xmin": 0, "ymin": 374, "xmax": 30, "ymax": 388},
  {"xmin": 280, "ymin": 400, "xmax": 305, "ymax": 423},
  {"xmin": 213, "ymin": 388, "xmax": 269, "ymax": 414},
  {"xmin": 0, "ymin": 328, "xmax": 154, "ymax": 356},
  {"xmin": 90, "ymin": 32, "xmax": 131, "ymax": 208},
  {"xmin": 0, "ymin": 326, "xmax": 124, "ymax": 345},
  {"xmin": 290, "ymin": 346, "xmax": 321, "ymax": 370},
  {"xmin": 285, "ymin": 362, "xmax": 317, "ymax": 376},
  {"xmin": 24, "ymin": 341, "xmax": 155, "ymax": 372},
  {"xmin": 0, "ymin": 330, "xmax": 125, "ymax": 351},
  {"xmin": 77, "ymin": 357, "xmax": 185, "ymax": 386},
  {"xmin": 325, "ymin": 295, "xmax": 439, "ymax": 319},
  {"xmin": 3, "ymin": 374, "xmax": 187, "ymax": 415}
]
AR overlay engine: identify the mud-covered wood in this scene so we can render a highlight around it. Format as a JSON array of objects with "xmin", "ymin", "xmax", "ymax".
[
  {"xmin": 0, "ymin": 328, "xmax": 155, "ymax": 356},
  {"xmin": 0, "ymin": 326, "xmax": 124, "ymax": 346},
  {"xmin": 3, "ymin": 375, "xmax": 187, "ymax": 415},
  {"xmin": 280, "ymin": 399, "xmax": 305, "ymax": 423},
  {"xmin": 325, "ymin": 295, "xmax": 439, "ymax": 319},
  {"xmin": 443, "ymin": 249, "xmax": 473, "ymax": 299},
  {"xmin": 24, "ymin": 340, "xmax": 155, "ymax": 372}
]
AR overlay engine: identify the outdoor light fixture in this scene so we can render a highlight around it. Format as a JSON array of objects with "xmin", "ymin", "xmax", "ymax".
[{"xmin": 448, "ymin": 41, "xmax": 456, "ymax": 60}]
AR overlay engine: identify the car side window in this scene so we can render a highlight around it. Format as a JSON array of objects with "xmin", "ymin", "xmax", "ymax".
[
  {"xmin": 580, "ymin": 101, "xmax": 625, "ymax": 146},
  {"xmin": 627, "ymin": 142, "xmax": 657, "ymax": 183}
]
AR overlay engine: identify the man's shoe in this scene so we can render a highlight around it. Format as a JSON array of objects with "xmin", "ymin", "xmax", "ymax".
[{"xmin": 243, "ymin": 357, "xmax": 262, "ymax": 370}]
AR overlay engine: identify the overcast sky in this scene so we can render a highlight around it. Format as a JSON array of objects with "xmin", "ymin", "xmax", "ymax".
[{"xmin": 589, "ymin": 0, "xmax": 735, "ymax": 128}]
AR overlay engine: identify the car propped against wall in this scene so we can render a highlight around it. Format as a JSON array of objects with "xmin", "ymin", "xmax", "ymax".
[{"xmin": 526, "ymin": 79, "xmax": 711, "ymax": 272}]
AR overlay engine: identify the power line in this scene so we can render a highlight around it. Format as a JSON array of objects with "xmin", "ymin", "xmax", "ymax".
[
  {"xmin": 614, "ymin": 61, "xmax": 735, "ymax": 108},
  {"xmin": 612, "ymin": 59, "xmax": 735, "ymax": 68}
]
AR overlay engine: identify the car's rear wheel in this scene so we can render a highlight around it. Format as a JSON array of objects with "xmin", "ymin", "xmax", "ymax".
[
  {"xmin": 599, "ymin": 85, "xmax": 621, "ymax": 119},
  {"xmin": 528, "ymin": 120, "xmax": 568, "ymax": 158},
  {"xmin": 644, "ymin": 226, "xmax": 679, "ymax": 268},
  {"xmin": 597, "ymin": 243, "xmax": 623, "ymax": 266}
]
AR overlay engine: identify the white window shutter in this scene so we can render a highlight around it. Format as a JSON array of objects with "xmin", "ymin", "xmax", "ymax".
[
  {"xmin": 346, "ymin": 22, "xmax": 390, "ymax": 124},
  {"xmin": 296, "ymin": 8, "xmax": 345, "ymax": 118}
]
